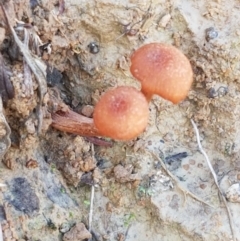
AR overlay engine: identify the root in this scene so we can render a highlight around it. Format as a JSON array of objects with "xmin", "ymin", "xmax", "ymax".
[
  {"xmin": 148, "ymin": 151, "xmax": 213, "ymax": 208},
  {"xmin": 191, "ymin": 119, "xmax": 236, "ymax": 241}
]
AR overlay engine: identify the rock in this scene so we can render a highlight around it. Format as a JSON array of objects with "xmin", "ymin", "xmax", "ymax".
[
  {"xmin": 114, "ymin": 164, "xmax": 140, "ymax": 183},
  {"xmin": 46, "ymin": 66, "xmax": 63, "ymax": 87},
  {"xmin": 81, "ymin": 105, "xmax": 94, "ymax": 117},
  {"xmin": 6, "ymin": 177, "xmax": 39, "ymax": 215},
  {"xmin": 38, "ymin": 158, "xmax": 76, "ymax": 207},
  {"xmin": 79, "ymin": 155, "xmax": 96, "ymax": 172},
  {"xmin": 80, "ymin": 172, "xmax": 94, "ymax": 186},
  {"xmin": 45, "ymin": 180, "xmax": 76, "ymax": 208},
  {"xmin": 226, "ymin": 183, "xmax": 240, "ymax": 203},
  {"xmin": 59, "ymin": 222, "xmax": 72, "ymax": 233},
  {"xmin": 63, "ymin": 223, "xmax": 91, "ymax": 241},
  {"xmin": 0, "ymin": 205, "xmax": 6, "ymax": 221}
]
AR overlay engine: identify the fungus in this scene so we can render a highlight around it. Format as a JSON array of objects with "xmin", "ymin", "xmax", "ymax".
[
  {"xmin": 51, "ymin": 86, "xmax": 149, "ymax": 141},
  {"xmin": 93, "ymin": 86, "xmax": 149, "ymax": 140},
  {"xmin": 130, "ymin": 43, "xmax": 193, "ymax": 104}
]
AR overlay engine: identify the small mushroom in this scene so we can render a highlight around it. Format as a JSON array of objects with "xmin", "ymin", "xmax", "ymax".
[
  {"xmin": 130, "ymin": 43, "xmax": 193, "ymax": 103},
  {"xmin": 51, "ymin": 86, "xmax": 149, "ymax": 141},
  {"xmin": 93, "ymin": 86, "xmax": 149, "ymax": 140}
]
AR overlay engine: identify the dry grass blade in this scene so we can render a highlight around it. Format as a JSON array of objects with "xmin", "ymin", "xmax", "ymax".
[
  {"xmin": 0, "ymin": 97, "xmax": 11, "ymax": 159},
  {"xmin": 88, "ymin": 185, "xmax": 95, "ymax": 241},
  {"xmin": 191, "ymin": 119, "xmax": 236, "ymax": 241},
  {"xmin": 58, "ymin": 0, "xmax": 65, "ymax": 14},
  {"xmin": 1, "ymin": 4, "xmax": 47, "ymax": 133},
  {"xmin": 0, "ymin": 53, "xmax": 14, "ymax": 103},
  {"xmin": 88, "ymin": 144, "xmax": 95, "ymax": 241},
  {"xmin": 0, "ymin": 222, "xmax": 3, "ymax": 241},
  {"xmin": 2, "ymin": 6, "xmax": 47, "ymax": 102},
  {"xmin": 23, "ymin": 28, "xmax": 34, "ymax": 97},
  {"xmin": 149, "ymin": 151, "xmax": 213, "ymax": 208}
]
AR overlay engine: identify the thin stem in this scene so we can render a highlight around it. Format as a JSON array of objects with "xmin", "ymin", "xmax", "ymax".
[
  {"xmin": 0, "ymin": 222, "xmax": 3, "ymax": 241},
  {"xmin": 88, "ymin": 144, "xmax": 95, "ymax": 241},
  {"xmin": 191, "ymin": 119, "xmax": 236, "ymax": 241},
  {"xmin": 88, "ymin": 185, "xmax": 95, "ymax": 235},
  {"xmin": 51, "ymin": 109, "xmax": 102, "ymax": 137}
]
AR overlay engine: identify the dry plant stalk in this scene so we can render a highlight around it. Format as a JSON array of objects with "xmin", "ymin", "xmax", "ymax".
[
  {"xmin": 0, "ymin": 53, "xmax": 14, "ymax": 103},
  {"xmin": 88, "ymin": 185, "xmax": 95, "ymax": 237},
  {"xmin": 23, "ymin": 28, "xmax": 34, "ymax": 97},
  {"xmin": 0, "ymin": 97, "xmax": 11, "ymax": 159},
  {"xmin": 51, "ymin": 110, "xmax": 101, "ymax": 137},
  {"xmin": 149, "ymin": 151, "xmax": 213, "ymax": 207},
  {"xmin": 0, "ymin": 222, "xmax": 3, "ymax": 241},
  {"xmin": 191, "ymin": 119, "xmax": 236, "ymax": 241},
  {"xmin": 88, "ymin": 144, "xmax": 95, "ymax": 241},
  {"xmin": 1, "ymin": 4, "xmax": 47, "ymax": 133}
]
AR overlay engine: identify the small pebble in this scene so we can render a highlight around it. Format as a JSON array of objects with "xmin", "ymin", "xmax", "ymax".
[
  {"xmin": 81, "ymin": 105, "xmax": 94, "ymax": 117},
  {"xmin": 7, "ymin": 177, "xmax": 39, "ymax": 215},
  {"xmin": 88, "ymin": 42, "xmax": 100, "ymax": 54},
  {"xmin": 63, "ymin": 223, "xmax": 91, "ymax": 241},
  {"xmin": 60, "ymin": 222, "xmax": 72, "ymax": 233},
  {"xmin": 26, "ymin": 159, "xmax": 38, "ymax": 169},
  {"xmin": 159, "ymin": 14, "xmax": 171, "ymax": 28},
  {"xmin": 182, "ymin": 164, "xmax": 189, "ymax": 170},
  {"xmin": 226, "ymin": 183, "xmax": 240, "ymax": 203},
  {"xmin": 200, "ymin": 183, "xmax": 207, "ymax": 189},
  {"xmin": 205, "ymin": 27, "xmax": 218, "ymax": 41}
]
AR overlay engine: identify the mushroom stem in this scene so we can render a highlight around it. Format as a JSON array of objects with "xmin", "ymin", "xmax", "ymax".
[
  {"xmin": 51, "ymin": 109, "xmax": 102, "ymax": 137},
  {"xmin": 51, "ymin": 86, "xmax": 149, "ymax": 141}
]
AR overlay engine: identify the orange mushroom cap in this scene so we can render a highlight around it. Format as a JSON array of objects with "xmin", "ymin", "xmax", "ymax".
[
  {"xmin": 130, "ymin": 43, "xmax": 193, "ymax": 104},
  {"xmin": 93, "ymin": 86, "xmax": 149, "ymax": 140}
]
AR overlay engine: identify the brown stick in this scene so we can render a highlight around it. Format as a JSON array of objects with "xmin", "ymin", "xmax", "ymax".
[
  {"xmin": 51, "ymin": 109, "xmax": 102, "ymax": 137},
  {"xmin": 85, "ymin": 137, "xmax": 113, "ymax": 147}
]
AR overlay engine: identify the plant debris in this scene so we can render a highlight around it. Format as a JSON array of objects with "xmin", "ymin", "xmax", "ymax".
[
  {"xmin": 1, "ymin": 4, "xmax": 47, "ymax": 133},
  {"xmin": 0, "ymin": 53, "xmax": 14, "ymax": 103}
]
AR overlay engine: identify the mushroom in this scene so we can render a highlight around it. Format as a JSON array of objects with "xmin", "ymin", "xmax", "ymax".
[
  {"xmin": 51, "ymin": 86, "xmax": 149, "ymax": 141},
  {"xmin": 130, "ymin": 43, "xmax": 193, "ymax": 103},
  {"xmin": 93, "ymin": 86, "xmax": 149, "ymax": 140}
]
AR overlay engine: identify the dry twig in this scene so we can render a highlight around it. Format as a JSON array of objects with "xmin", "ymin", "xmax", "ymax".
[
  {"xmin": 0, "ymin": 97, "xmax": 11, "ymax": 159},
  {"xmin": 115, "ymin": 4, "xmax": 152, "ymax": 41},
  {"xmin": 149, "ymin": 151, "xmax": 213, "ymax": 208},
  {"xmin": 0, "ymin": 53, "xmax": 14, "ymax": 103},
  {"xmin": 88, "ymin": 144, "xmax": 95, "ymax": 241},
  {"xmin": 88, "ymin": 185, "xmax": 95, "ymax": 239},
  {"xmin": 0, "ymin": 222, "xmax": 3, "ymax": 241},
  {"xmin": 23, "ymin": 28, "xmax": 34, "ymax": 97},
  {"xmin": 191, "ymin": 119, "xmax": 236, "ymax": 241}
]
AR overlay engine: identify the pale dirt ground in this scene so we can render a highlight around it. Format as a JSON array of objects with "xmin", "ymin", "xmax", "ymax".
[{"xmin": 1, "ymin": 0, "xmax": 240, "ymax": 241}]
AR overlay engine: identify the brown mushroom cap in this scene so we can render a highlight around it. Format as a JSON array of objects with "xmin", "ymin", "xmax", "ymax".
[
  {"xmin": 130, "ymin": 43, "xmax": 193, "ymax": 104},
  {"xmin": 93, "ymin": 86, "xmax": 149, "ymax": 140}
]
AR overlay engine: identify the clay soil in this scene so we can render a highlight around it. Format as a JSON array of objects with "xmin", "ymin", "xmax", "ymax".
[{"xmin": 1, "ymin": 0, "xmax": 240, "ymax": 241}]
